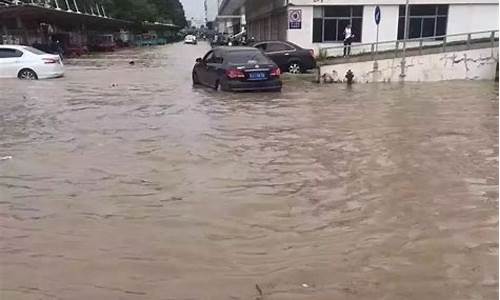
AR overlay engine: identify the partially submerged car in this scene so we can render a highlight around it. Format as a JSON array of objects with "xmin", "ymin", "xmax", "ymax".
[
  {"xmin": 0, "ymin": 45, "xmax": 64, "ymax": 80},
  {"xmin": 184, "ymin": 35, "xmax": 197, "ymax": 45},
  {"xmin": 253, "ymin": 40, "xmax": 316, "ymax": 74},
  {"xmin": 192, "ymin": 46, "xmax": 282, "ymax": 92}
]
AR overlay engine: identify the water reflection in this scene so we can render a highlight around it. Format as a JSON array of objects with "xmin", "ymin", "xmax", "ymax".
[{"xmin": 0, "ymin": 43, "xmax": 498, "ymax": 300}]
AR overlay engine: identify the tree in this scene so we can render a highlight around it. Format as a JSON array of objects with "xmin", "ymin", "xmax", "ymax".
[
  {"xmin": 96, "ymin": 0, "xmax": 187, "ymax": 27},
  {"xmin": 106, "ymin": 0, "xmax": 158, "ymax": 23},
  {"xmin": 148, "ymin": 0, "xmax": 187, "ymax": 27}
]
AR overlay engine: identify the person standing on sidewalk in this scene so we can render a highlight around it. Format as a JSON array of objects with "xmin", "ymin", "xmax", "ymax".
[{"xmin": 343, "ymin": 24, "xmax": 355, "ymax": 57}]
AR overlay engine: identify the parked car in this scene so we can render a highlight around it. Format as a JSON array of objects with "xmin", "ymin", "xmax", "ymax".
[
  {"xmin": 65, "ymin": 45, "xmax": 89, "ymax": 58},
  {"xmin": 0, "ymin": 45, "xmax": 64, "ymax": 80},
  {"xmin": 184, "ymin": 35, "xmax": 197, "ymax": 45},
  {"xmin": 252, "ymin": 40, "xmax": 316, "ymax": 74},
  {"xmin": 90, "ymin": 34, "xmax": 116, "ymax": 52},
  {"xmin": 192, "ymin": 46, "xmax": 282, "ymax": 92}
]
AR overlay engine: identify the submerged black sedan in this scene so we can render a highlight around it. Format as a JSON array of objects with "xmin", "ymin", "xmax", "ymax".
[{"xmin": 192, "ymin": 47, "xmax": 282, "ymax": 92}]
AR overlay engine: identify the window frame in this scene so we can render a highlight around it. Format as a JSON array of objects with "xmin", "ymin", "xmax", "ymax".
[
  {"xmin": 266, "ymin": 42, "xmax": 295, "ymax": 53},
  {"xmin": 254, "ymin": 42, "xmax": 267, "ymax": 51},
  {"xmin": 397, "ymin": 5, "xmax": 448, "ymax": 40},
  {"xmin": 212, "ymin": 50, "xmax": 224, "ymax": 64},
  {"xmin": 312, "ymin": 6, "xmax": 363, "ymax": 43},
  {"xmin": 203, "ymin": 50, "xmax": 214, "ymax": 63},
  {"xmin": 0, "ymin": 48, "xmax": 23, "ymax": 58}
]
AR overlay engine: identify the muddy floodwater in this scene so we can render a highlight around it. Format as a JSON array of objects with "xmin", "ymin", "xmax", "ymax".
[{"xmin": 0, "ymin": 43, "xmax": 498, "ymax": 300}]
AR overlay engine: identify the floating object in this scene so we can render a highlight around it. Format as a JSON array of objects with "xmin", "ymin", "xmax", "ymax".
[
  {"xmin": 256, "ymin": 284, "xmax": 263, "ymax": 296},
  {"xmin": 0, "ymin": 156, "xmax": 12, "ymax": 161},
  {"xmin": 345, "ymin": 69, "xmax": 354, "ymax": 84},
  {"xmin": 129, "ymin": 61, "xmax": 135, "ymax": 65},
  {"xmin": 301, "ymin": 283, "xmax": 310, "ymax": 288},
  {"xmin": 321, "ymin": 73, "xmax": 334, "ymax": 84}
]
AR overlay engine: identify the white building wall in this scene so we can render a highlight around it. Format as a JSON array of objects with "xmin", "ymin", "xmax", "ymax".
[
  {"xmin": 286, "ymin": 5, "xmax": 400, "ymax": 52},
  {"xmin": 240, "ymin": 0, "xmax": 500, "ymax": 53},
  {"xmin": 447, "ymin": 4, "xmax": 498, "ymax": 35},
  {"xmin": 361, "ymin": 5, "xmax": 399, "ymax": 43},
  {"xmin": 286, "ymin": 6, "xmax": 314, "ymax": 48},
  {"xmin": 320, "ymin": 47, "xmax": 498, "ymax": 82}
]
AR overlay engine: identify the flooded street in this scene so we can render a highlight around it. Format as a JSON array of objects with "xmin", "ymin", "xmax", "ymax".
[{"xmin": 0, "ymin": 42, "xmax": 498, "ymax": 300}]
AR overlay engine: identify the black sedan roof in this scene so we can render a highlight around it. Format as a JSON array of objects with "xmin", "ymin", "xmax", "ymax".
[
  {"xmin": 250, "ymin": 40, "xmax": 303, "ymax": 49},
  {"xmin": 213, "ymin": 46, "xmax": 259, "ymax": 52}
]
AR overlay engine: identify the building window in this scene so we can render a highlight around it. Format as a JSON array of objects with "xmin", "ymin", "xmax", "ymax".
[
  {"xmin": 398, "ymin": 5, "xmax": 448, "ymax": 39},
  {"xmin": 313, "ymin": 6, "xmax": 363, "ymax": 43}
]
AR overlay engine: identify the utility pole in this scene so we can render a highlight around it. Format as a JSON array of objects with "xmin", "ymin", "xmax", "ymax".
[{"xmin": 400, "ymin": 0, "xmax": 410, "ymax": 78}]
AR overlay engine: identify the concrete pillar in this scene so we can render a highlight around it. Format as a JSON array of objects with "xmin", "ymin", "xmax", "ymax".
[
  {"xmin": 268, "ymin": 17, "xmax": 271, "ymax": 40},
  {"xmin": 240, "ymin": 5, "xmax": 246, "ymax": 32},
  {"xmin": 15, "ymin": 16, "xmax": 23, "ymax": 28},
  {"xmin": 54, "ymin": 0, "xmax": 61, "ymax": 10},
  {"xmin": 15, "ymin": 16, "xmax": 27, "ymax": 45},
  {"xmin": 257, "ymin": 19, "xmax": 261, "ymax": 40}
]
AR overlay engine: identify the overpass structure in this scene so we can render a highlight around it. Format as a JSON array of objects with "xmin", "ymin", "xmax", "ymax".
[{"xmin": 0, "ymin": 1, "xmax": 179, "ymax": 50}]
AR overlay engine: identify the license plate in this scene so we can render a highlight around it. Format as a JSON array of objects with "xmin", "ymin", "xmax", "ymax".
[{"xmin": 248, "ymin": 72, "xmax": 267, "ymax": 80}]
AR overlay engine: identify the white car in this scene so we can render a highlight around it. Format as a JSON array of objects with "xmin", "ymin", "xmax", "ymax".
[
  {"xmin": 184, "ymin": 35, "xmax": 197, "ymax": 45},
  {"xmin": 0, "ymin": 45, "xmax": 64, "ymax": 80}
]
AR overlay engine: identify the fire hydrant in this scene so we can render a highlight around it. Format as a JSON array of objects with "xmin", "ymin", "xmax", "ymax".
[{"xmin": 345, "ymin": 70, "xmax": 354, "ymax": 84}]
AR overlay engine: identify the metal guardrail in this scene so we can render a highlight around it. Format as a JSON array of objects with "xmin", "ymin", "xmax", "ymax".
[{"xmin": 320, "ymin": 30, "xmax": 499, "ymax": 59}]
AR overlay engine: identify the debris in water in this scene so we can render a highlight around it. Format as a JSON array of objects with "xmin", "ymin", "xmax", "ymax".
[
  {"xmin": 255, "ymin": 284, "xmax": 263, "ymax": 297},
  {"xmin": 301, "ymin": 283, "xmax": 310, "ymax": 288},
  {"xmin": 160, "ymin": 196, "xmax": 183, "ymax": 202},
  {"xmin": 0, "ymin": 156, "xmax": 12, "ymax": 161},
  {"xmin": 129, "ymin": 61, "xmax": 135, "ymax": 65},
  {"xmin": 345, "ymin": 69, "xmax": 354, "ymax": 84}
]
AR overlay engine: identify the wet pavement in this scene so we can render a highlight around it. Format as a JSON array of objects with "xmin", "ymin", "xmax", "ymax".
[{"xmin": 0, "ymin": 42, "xmax": 498, "ymax": 300}]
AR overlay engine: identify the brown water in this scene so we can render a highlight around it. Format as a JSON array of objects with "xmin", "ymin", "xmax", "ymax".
[{"xmin": 0, "ymin": 43, "xmax": 498, "ymax": 300}]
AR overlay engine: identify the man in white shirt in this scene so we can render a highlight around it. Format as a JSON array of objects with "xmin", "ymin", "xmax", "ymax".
[{"xmin": 343, "ymin": 24, "xmax": 354, "ymax": 57}]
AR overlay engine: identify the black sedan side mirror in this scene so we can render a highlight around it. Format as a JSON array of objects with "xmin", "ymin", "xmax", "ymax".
[{"xmin": 196, "ymin": 58, "xmax": 202, "ymax": 63}]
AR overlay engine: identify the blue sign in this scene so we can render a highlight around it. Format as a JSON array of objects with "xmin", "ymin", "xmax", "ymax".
[
  {"xmin": 374, "ymin": 6, "xmax": 381, "ymax": 25},
  {"xmin": 289, "ymin": 9, "xmax": 302, "ymax": 29}
]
